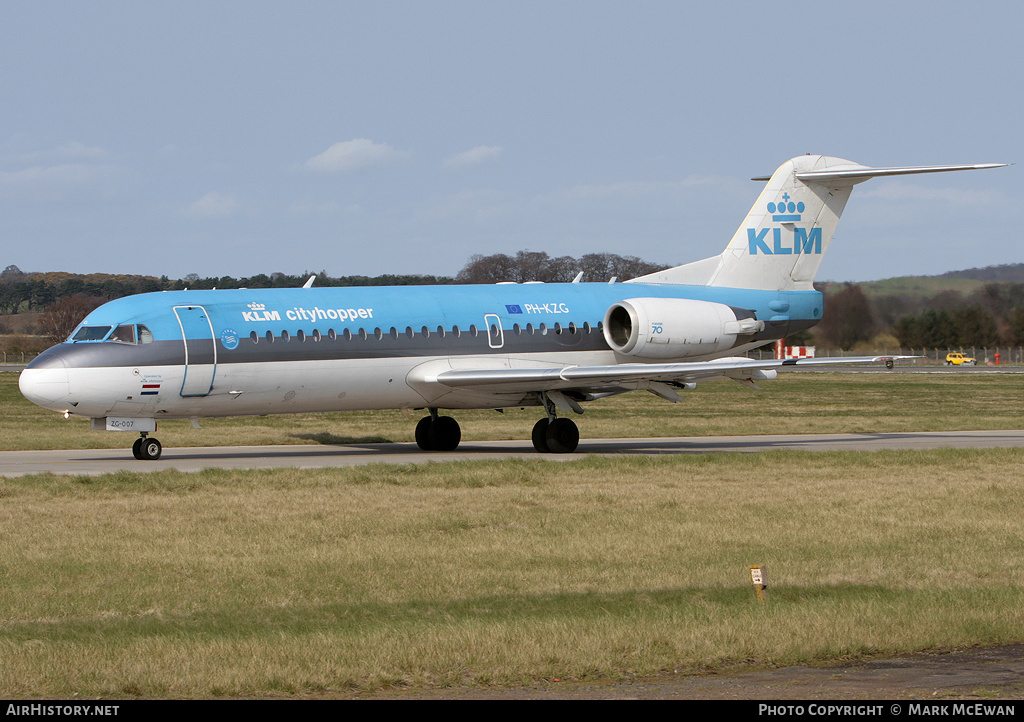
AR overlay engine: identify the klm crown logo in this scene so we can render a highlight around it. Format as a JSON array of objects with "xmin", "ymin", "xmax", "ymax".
[
  {"xmin": 767, "ymin": 193, "xmax": 805, "ymax": 222},
  {"xmin": 747, "ymin": 192, "xmax": 822, "ymax": 256}
]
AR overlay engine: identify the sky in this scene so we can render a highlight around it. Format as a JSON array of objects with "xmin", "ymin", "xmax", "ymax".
[{"xmin": 1, "ymin": 1, "xmax": 1020, "ymax": 283}]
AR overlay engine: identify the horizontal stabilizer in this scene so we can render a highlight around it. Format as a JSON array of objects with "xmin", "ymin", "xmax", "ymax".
[{"xmin": 792, "ymin": 163, "xmax": 1008, "ymax": 183}]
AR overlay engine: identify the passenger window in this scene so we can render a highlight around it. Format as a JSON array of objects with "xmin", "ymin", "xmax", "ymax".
[{"xmin": 250, "ymin": 331, "xmax": 259, "ymax": 344}]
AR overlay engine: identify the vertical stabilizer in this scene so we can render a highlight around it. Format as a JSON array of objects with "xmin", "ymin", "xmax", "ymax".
[{"xmin": 629, "ymin": 156, "xmax": 1006, "ymax": 291}]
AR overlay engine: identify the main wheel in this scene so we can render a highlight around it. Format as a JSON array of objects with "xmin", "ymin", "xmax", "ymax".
[
  {"xmin": 415, "ymin": 416, "xmax": 433, "ymax": 450},
  {"xmin": 531, "ymin": 418, "xmax": 551, "ymax": 453},
  {"xmin": 132, "ymin": 437, "xmax": 144, "ymax": 460},
  {"xmin": 545, "ymin": 418, "xmax": 579, "ymax": 454},
  {"xmin": 428, "ymin": 416, "xmax": 461, "ymax": 452}
]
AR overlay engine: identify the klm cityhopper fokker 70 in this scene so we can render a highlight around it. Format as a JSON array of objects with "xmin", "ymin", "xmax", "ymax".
[{"xmin": 20, "ymin": 155, "xmax": 1006, "ymax": 459}]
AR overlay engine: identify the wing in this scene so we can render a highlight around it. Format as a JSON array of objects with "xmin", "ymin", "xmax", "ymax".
[{"xmin": 421, "ymin": 355, "xmax": 911, "ymax": 403}]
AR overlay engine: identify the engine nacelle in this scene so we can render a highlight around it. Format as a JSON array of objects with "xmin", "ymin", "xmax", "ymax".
[{"xmin": 603, "ymin": 298, "xmax": 763, "ymax": 360}]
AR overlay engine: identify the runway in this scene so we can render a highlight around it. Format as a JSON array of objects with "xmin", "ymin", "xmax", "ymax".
[{"xmin": 3, "ymin": 429, "xmax": 1024, "ymax": 477}]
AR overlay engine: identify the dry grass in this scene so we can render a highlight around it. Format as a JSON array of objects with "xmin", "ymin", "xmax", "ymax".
[{"xmin": 2, "ymin": 449, "xmax": 1024, "ymax": 697}]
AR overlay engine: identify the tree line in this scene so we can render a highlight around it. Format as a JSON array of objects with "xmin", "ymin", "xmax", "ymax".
[
  {"xmin": 0, "ymin": 264, "xmax": 453, "ymax": 315},
  {"xmin": 812, "ymin": 282, "xmax": 1024, "ymax": 350}
]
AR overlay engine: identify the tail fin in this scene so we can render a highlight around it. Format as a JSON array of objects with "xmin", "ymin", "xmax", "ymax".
[{"xmin": 629, "ymin": 155, "xmax": 1006, "ymax": 291}]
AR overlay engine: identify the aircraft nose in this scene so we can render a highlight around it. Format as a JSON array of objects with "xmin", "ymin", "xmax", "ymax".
[{"xmin": 19, "ymin": 361, "xmax": 72, "ymax": 410}]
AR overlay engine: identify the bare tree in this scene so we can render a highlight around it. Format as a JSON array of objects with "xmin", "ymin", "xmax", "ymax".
[{"xmin": 38, "ymin": 296, "xmax": 106, "ymax": 342}]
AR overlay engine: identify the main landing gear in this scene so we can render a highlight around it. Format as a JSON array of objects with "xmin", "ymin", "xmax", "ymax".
[
  {"xmin": 531, "ymin": 417, "xmax": 579, "ymax": 454},
  {"xmin": 415, "ymin": 409, "xmax": 462, "ymax": 451},
  {"xmin": 132, "ymin": 433, "xmax": 162, "ymax": 460},
  {"xmin": 531, "ymin": 391, "xmax": 579, "ymax": 453},
  {"xmin": 414, "ymin": 393, "xmax": 581, "ymax": 455}
]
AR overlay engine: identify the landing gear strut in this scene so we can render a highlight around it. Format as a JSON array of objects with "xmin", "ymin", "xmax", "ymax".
[
  {"xmin": 531, "ymin": 392, "xmax": 579, "ymax": 453},
  {"xmin": 415, "ymin": 409, "xmax": 462, "ymax": 451},
  {"xmin": 132, "ymin": 433, "xmax": 162, "ymax": 460}
]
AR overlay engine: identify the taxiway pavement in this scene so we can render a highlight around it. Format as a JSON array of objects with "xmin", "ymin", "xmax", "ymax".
[{"xmin": 3, "ymin": 429, "xmax": 1024, "ymax": 477}]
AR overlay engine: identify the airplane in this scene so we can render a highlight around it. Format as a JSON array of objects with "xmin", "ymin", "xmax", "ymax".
[{"xmin": 19, "ymin": 155, "xmax": 1007, "ymax": 459}]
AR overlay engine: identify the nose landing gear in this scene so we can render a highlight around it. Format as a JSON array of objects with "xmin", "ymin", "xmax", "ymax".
[{"xmin": 132, "ymin": 433, "xmax": 163, "ymax": 460}]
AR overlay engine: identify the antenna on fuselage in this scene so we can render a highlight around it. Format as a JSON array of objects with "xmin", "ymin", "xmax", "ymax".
[{"xmin": 303, "ymin": 275, "xmax": 316, "ymax": 288}]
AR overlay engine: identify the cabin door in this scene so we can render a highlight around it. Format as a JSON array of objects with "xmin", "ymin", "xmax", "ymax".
[{"xmin": 173, "ymin": 305, "xmax": 217, "ymax": 397}]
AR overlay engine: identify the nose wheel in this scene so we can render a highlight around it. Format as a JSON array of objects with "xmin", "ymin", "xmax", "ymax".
[{"xmin": 132, "ymin": 434, "xmax": 162, "ymax": 460}]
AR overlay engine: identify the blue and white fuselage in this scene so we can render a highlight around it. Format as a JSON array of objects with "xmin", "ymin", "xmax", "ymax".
[
  {"xmin": 21, "ymin": 282, "xmax": 818, "ymax": 419},
  {"xmin": 19, "ymin": 155, "xmax": 1006, "ymax": 458}
]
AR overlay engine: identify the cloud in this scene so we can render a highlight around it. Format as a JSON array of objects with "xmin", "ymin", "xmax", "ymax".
[
  {"xmin": 0, "ymin": 163, "xmax": 98, "ymax": 188},
  {"xmin": 304, "ymin": 139, "xmax": 410, "ymax": 173},
  {"xmin": 443, "ymin": 145, "xmax": 503, "ymax": 169},
  {"xmin": 0, "ymin": 141, "xmax": 116, "ymax": 199},
  {"xmin": 0, "ymin": 161, "xmax": 124, "ymax": 202},
  {"xmin": 184, "ymin": 192, "xmax": 241, "ymax": 219}
]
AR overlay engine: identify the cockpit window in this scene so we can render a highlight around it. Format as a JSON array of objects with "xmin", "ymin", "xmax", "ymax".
[
  {"xmin": 71, "ymin": 326, "xmax": 112, "ymax": 342},
  {"xmin": 69, "ymin": 324, "xmax": 154, "ymax": 344},
  {"xmin": 110, "ymin": 325, "xmax": 137, "ymax": 344}
]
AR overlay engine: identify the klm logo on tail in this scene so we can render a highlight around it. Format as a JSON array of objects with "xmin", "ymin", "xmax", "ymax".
[{"xmin": 748, "ymin": 194, "xmax": 821, "ymax": 255}]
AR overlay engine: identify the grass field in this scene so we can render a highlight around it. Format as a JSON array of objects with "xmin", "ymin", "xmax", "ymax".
[
  {"xmin": 2, "ymin": 370, "xmax": 1024, "ymax": 451},
  {"xmin": 2, "ymin": 370, "xmax": 1023, "ymax": 697}
]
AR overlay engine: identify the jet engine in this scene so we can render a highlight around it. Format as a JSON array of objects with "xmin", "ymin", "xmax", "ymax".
[{"xmin": 602, "ymin": 298, "xmax": 764, "ymax": 360}]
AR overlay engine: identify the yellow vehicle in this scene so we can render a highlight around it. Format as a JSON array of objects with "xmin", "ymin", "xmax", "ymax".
[{"xmin": 945, "ymin": 352, "xmax": 977, "ymax": 366}]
